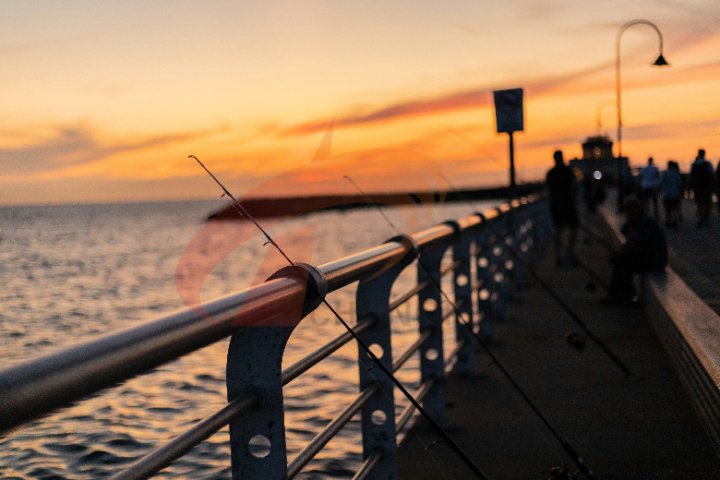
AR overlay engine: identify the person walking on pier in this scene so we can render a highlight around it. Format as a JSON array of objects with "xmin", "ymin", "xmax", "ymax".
[
  {"xmin": 603, "ymin": 196, "xmax": 667, "ymax": 304},
  {"xmin": 689, "ymin": 149, "xmax": 715, "ymax": 228},
  {"xmin": 660, "ymin": 160, "xmax": 683, "ymax": 229},
  {"xmin": 639, "ymin": 156, "xmax": 661, "ymax": 218},
  {"xmin": 545, "ymin": 150, "xmax": 579, "ymax": 266}
]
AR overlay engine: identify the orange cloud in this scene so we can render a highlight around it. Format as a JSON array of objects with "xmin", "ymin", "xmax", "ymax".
[{"xmin": 0, "ymin": 125, "xmax": 229, "ymax": 178}]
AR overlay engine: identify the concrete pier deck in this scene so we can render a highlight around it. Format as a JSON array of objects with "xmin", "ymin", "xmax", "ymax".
[
  {"xmin": 396, "ymin": 213, "xmax": 720, "ymax": 479},
  {"xmin": 664, "ymin": 199, "xmax": 720, "ymax": 314}
]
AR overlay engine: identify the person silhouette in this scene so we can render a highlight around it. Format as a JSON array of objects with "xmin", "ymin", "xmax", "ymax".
[
  {"xmin": 660, "ymin": 160, "xmax": 683, "ymax": 229},
  {"xmin": 689, "ymin": 149, "xmax": 715, "ymax": 228},
  {"xmin": 545, "ymin": 150, "xmax": 579, "ymax": 266},
  {"xmin": 639, "ymin": 156, "xmax": 661, "ymax": 218},
  {"xmin": 602, "ymin": 196, "xmax": 667, "ymax": 304}
]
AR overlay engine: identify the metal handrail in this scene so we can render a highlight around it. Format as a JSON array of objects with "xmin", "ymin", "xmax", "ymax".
[
  {"xmin": 393, "ymin": 331, "xmax": 433, "ymax": 372},
  {"xmin": 388, "ymin": 259, "xmax": 460, "ymax": 312},
  {"xmin": 396, "ymin": 379, "xmax": 435, "ymax": 433},
  {"xmin": 0, "ymin": 275, "xmax": 306, "ymax": 433},
  {"xmin": 282, "ymin": 319, "xmax": 376, "ymax": 385},
  {"xmin": 0, "ymin": 193, "xmax": 547, "ymax": 479},
  {"xmin": 352, "ymin": 451, "xmax": 383, "ymax": 480},
  {"xmin": 287, "ymin": 386, "xmax": 379, "ymax": 477},
  {"xmin": 114, "ymin": 392, "xmax": 260, "ymax": 480}
]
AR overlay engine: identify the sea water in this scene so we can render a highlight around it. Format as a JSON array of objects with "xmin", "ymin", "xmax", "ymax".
[{"xmin": 0, "ymin": 198, "xmax": 493, "ymax": 479}]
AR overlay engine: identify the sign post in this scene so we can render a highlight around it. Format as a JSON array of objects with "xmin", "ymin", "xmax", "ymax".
[{"xmin": 493, "ymin": 88, "xmax": 524, "ymax": 193}]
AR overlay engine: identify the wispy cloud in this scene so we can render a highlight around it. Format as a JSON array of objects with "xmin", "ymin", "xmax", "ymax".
[
  {"xmin": 282, "ymin": 62, "xmax": 612, "ymax": 137},
  {"xmin": 0, "ymin": 125, "xmax": 228, "ymax": 176}
]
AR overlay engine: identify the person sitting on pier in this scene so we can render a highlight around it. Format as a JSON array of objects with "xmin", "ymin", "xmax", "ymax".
[
  {"xmin": 602, "ymin": 196, "xmax": 668, "ymax": 304},
  {"xmin": 545, "ymin": 149, "xmax": 579, "ymax": 266}
]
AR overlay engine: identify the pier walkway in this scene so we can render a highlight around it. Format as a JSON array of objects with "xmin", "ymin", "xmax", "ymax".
[
  {"xmin": 397, "ymin": 210, "xmax": 720, "ymax": 479},
  {"xmin": 664, "ymin": 199, "xmax": 720, "ymax": 314}
]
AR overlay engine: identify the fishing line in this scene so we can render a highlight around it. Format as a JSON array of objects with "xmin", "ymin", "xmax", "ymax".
[
  {"xmin": 434, "ymin": 170, "xmax": 631, "ymax": 378},
  {"xmin": 446, "ymin": 132, "xmax": 608, "ymax": 298},
  {"xmin": 343, "ymin": 176, "xmax": 598, "ymax": 480},
  {"xmin": 190, "ymin": 155, "xmax": 488, "ymax": 480}
]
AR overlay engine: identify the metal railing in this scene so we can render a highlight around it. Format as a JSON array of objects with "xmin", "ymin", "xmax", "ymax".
[{"xmin": 0, "ymin": 195, "xmax": 550, "ymax": 479}]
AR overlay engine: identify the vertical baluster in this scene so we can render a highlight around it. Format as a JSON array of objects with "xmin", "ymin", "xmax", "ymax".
[
  {"xmin": 511, "ymin": 201, "xmax": 530, "ymax": 285},
  {"xmin": 226, "ymin": 265, "xmax": 326, "ymax": 480},
  {"xmin": 417, "ymin": 239, "xmax": 450, "ymax": 425},
  {"xmin": 474, "ymin": 220, "xmax": 495, "ymax": 340},
  {"xmin": 448, "ymin": 222, "xmax": 475, "ymax": 376},
  {"xmin": 355, "ymin": 234, "xmax": 417, "ymax": 479},
  {"xmin": 490, "ymin": 211, "xmax": 508, "ymax": 322}
]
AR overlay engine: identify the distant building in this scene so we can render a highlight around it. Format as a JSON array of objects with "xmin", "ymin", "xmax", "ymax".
[{"xmin": 568, "ymin": 135, "xmax": 628, "ymax": 183}]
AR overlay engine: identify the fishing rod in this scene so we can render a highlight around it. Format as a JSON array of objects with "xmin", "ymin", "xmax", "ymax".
[
  {"xmin": 343, "ymin": 176, "xmax": 598, "ymax": 480},
  {"xmin": 448, "ymin": 129, "xmax": 609, "ymax": 296},
  {"xmin": 189, "ymin": 155, "xmax": 488, "ymax": 480},
  {"xmin": 434, "ymin": 171, "xmax": 631, "ymax": 378}
]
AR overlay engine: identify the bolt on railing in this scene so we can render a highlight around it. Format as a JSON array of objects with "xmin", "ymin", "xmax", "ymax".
[{"xmin": 0, "ymin": 195, "xmax": 550, "ymax": 479}]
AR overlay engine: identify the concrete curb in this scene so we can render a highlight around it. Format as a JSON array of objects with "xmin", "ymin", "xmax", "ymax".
[{"xmin": 599, "ymin": 204, "xmax": 720, "ymax": 459}]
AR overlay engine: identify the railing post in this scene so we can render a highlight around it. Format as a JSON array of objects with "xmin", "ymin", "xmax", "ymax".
[
  {"xmin": 529, "ymin": 198, "xmax": 551, "ymax": 258},
  {"xmin": 474, "ymin": 218, "xmax": 496, "ymax": 340},
  {"xmin": 417, "ymin": 238, "xmax": 450, "ymax": 425},
  {"xmin": 355, "ymin": 235, "xmax": 418, "ymax": 479},
  {"xmin": 226, "ymin": 265, "xmax": 326, "ymax": 480},
  {"xmin": 490, "ymin": 209, "xmax": 510, "ymax": 321},
  {"xmin": 511, "ymin": 202, "xmax": 532, "ymax": 286},
  {"xmin": 448, "ymin": 221, "xmax": 475, "ymax": 376}
]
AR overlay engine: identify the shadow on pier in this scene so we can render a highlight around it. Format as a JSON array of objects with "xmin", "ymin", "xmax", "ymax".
[{"xmin": 397, "ymin": 211, "xmax": 720, "ymax": 479}]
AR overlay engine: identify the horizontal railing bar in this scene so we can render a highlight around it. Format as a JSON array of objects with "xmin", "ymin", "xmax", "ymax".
[
  {"xmin": 389, "ymin": 280, "xmax": 430, "ymax": 312},
  {"xmin": 412, "ymin": 223, "xmax": 457, "ymax": 248},
  {"xmin": 442, "ymin": 259, "xmax": 463, "ymax": 277},
  {"xmin": 442, "ymin": 304, "xmax": 456, "ymax": 322},
  {"xmin": 393, "ymin": 331, "xmax": 432, "ymax": 372},
  {"xmin": 287, "ymin": 386, "xmax": 379, "ymax": 478},
  {"xmin": 351, "ymin": 451, "xmax": 383, "ymax": 480},
  {"xmin": 0, "ymin": 195, "xmax": 541, "ymax": 457},
  {"xmin": 0, "ymin": 276, "xmax": 306, "ymax": 434},
  {"xmin": 111, "ymin": 392, "xmax": 260, "ymax": 480},
  {"xmin": 282, "ymin": 320, "xmax": 375, "ymax": 385},
  {"xmin": 441, "ymin": 298, "xmax": 466, "ymax": 324},
  {"xmin": 395, "ymin": 379, "xmax": 435, "ymax": 433},
  {"xmin": 388, "ymin": 260, "xmax": 460, "ymax": 312},
  {"xmin": 445, "ymin": 338, "xmax": 468, "ymax": 369},
  {"xmin": 320, "ymin": 242, "xmax": 408, "ymax": 292},
  {"xmin": 319, "ymin": 201, "xmax": 517, "ymax": 293}
]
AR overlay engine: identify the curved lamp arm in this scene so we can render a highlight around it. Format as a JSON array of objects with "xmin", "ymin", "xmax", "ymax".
[{"xmin": 615, "ymin": 19, "xmax": 669, "ymax": 160}]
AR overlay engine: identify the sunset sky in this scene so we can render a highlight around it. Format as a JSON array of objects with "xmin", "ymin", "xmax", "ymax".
[{"xmin": 1, "ymin": 1, "xmax": 719, "ymax": 205}]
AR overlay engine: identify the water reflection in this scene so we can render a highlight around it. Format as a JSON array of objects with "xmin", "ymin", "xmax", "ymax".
[{"xmin": 0, "ymin": 199, "xmax": 492, "ymax": 478}]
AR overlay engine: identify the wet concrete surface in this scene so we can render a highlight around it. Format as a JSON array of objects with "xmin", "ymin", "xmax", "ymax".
[{"xmin": 397, "ymin": 214, "xmax": 720, "ymax": 479}]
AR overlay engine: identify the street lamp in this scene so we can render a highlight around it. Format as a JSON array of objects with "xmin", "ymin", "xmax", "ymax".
[
  {"xmin": 595, "ymin": 99, "xmax": 615, "ymax": 132},
  {"xmin": 615, "ymin": 19, "xmax": 669, "ymax": 206}
]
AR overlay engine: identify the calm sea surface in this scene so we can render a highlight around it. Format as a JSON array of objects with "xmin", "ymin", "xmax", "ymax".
[{"xmin": 0, "ymin": 198, "xmax": 493, "ymax": 479}]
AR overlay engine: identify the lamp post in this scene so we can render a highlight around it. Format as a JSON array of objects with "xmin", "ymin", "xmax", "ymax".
[
  {"xmin": 615, "ymin": 19, "xmax": 669, "ymax": 207},
  {"xmin": 595, "ymin": 99, "xmax": 615, "ymax": 132}
]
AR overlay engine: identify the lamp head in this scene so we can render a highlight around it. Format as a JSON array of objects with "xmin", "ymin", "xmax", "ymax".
[{"xmin": 653, "ymin": 53, "xmax": 670, "ymax": 66}]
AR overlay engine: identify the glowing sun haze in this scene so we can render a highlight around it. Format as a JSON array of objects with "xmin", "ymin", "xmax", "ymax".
[{"xmin": 1, "ymin": 1, "xmax": 719, "ymax": 205}]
